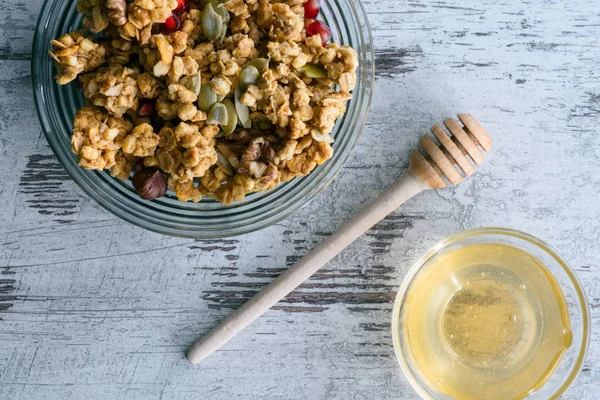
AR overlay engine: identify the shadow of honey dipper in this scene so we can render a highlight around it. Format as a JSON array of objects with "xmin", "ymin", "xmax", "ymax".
[{"xmin": 186, "ymin": 113, "xmax": 492, "ymax": 364}]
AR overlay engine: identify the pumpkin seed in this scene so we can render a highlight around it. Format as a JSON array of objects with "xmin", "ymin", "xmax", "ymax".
[
  {"xmin": 179, "ymin": 72, "xmax": 201, "ymax": 96},
  {"xmin": 219, "ymin": 22, "xmax": 228, "ymax": 42},
  {"xmin": 198, "ymin": 83, "xmax": 218, "ymax": 112},
  {"xmin": 213, "ymin": 4, "xmax": 230, "ymax": 41},
  {"xmin": 217, "ymin": 143, "xmax": 240, "ymax": 169},
  {"xmin": 242, "ymin": 58, "xmax": 270, "ymax": 73},
  {"xmin": 238, "ymin": 65, "xmax": 260, "ymax": 90},
  {"xmin": 234, "ymin": 87, "xmax": 251, "ymax": 128},
  {"xmin": 221, "ymin": 99, "xmax": 238, "ymax": 135},
  {"xmin": 299, "ymin": 64, "xmax": 328, "ymax": 78},
  {"xmin": 311, "ymin": 129, "xmax": 335, "ymax": 143},
  {"xmin": 207, "ymin": 102, "xmax": 228, "ymax": 125},
  {"xmin": 216, "ymin": 149, "xmax": 234, "ymax": 175},
  {"xmin": 202, "ymin": 3, "xmax": 223, "ymax": 42},
  {"xmin": 201, "ymin": 0, "xmax": 232, "ymax": 6}
]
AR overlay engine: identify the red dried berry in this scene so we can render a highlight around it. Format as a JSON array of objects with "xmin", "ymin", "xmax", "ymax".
[
  {"xmin": 162, "ymin": 13, "xmax": 181, "ymax": 34},
  {"xmin": 175, "ymin": 0, "xmax": 188, "ymax": 14},
  {"xmin": 306, "ymin": 20, "xmax": 332, "ymax": 46},
  {"xmin": 138, "ymin": 100, "xmax": 156, "ymax": 118},
  {"xmin": 303, "ymin": 0, "xmax": 321, "ymax": 19}
]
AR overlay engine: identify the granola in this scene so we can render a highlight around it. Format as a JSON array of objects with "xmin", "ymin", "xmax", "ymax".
[
  {"xmin": 49, "ymin": 31, "xmax": 107, "ymax": 85},
  {"xmin": 80, "ymin": 63, "xmax": 140, "ymax": 117},
  {"xmin": 51, "ymin": 0, "xmax": 358, "ymax": 205},
  {"xmin": 71, "ymin": 106, "xmax": 132, "ymax": 169}
]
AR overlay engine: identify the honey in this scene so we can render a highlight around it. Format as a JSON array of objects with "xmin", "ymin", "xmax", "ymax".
[{"xmin": 400, "ymin": 243, "xmax": 572, "ymax": 399}]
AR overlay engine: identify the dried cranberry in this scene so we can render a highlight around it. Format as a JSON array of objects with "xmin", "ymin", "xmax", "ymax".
[
  {"xmin": 162, "ymin": 13, "xmax": 181, "ymax": 34},
  {"xmin": 303, "ymin": 0, "xmax": 321, "ymax": 19},
  {"xmin": 138, "ymin": 100, "xmax": 156, "ymax": 118},
  {"xmin": 175, "ymin": 0, "xmax": 188, "ymax": 13},
  {"xmin": 306, "ymin": 20, "xmax": 332, "ymax": 46}
]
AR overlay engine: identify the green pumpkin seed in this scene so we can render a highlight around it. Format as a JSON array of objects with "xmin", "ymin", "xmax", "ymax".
[
  {"xmin": 219, "ymin": 23, "xmax": 228, "ymax": 41},
  {"xmin": 311, "ymin": 129, "xmax": 335, "ymax": 143},
  {"xmin": 213, "ymin": 6, "xmax": 230, "ymax": 24},
  {"xmin": 221, "ymin": 99, "xmax": 238, "ymax": 135},
  {"xmin": 207, "ymin": 102, "xmax": 228, "ymax": 125},
  {"xmin": 234, "ymin": 87, "xmax": 251, "ymax": 129},
  {"xmin": 217, "ymin": 144, "xmax": 240, "ymax": 169},
  {"xmin": 242, "ymin": 58, "xmax": 270, "ymax": 73},
  {"xmin": 179, "ymin": 72, "xmax": 201, "ymax": 96},
  {"xmin": 202, "ymin": 3, "xmax": 223, "ymax": 42},
  {"xmin": 216, "ymin": 149, "xmax": 234, "ymax": 175},
  {"xmin": 201, "ymin": 0, "xmax": 232, "ymax": 7},
  {"xmin": 213, "ymin": 3, "xmax": 230, "ymax": 41},
  {"xmin": 198, "ymin": 83, "xmax": 218, "ymax": 112},
  {"xmin": 299, "ymin": 64, "xmax": 328, "ymax": 78},
  {"xmin": 238, "ymin": 65, "xmax": 260, "ymax": 91}
]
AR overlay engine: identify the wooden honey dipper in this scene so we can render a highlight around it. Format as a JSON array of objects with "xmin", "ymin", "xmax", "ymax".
[{"xmin": 186, "ymin": 113, "xmax": 492, "ymax": 364}]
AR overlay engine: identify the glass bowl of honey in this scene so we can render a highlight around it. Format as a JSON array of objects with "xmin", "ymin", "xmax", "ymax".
[{"xmin": 392, "ymin": 227, "xmax": 590, "ymax": 400}]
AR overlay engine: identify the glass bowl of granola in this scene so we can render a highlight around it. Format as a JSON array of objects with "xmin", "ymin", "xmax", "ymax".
[{"xmin": 32, "ymin": 0, "xmax": 374, "ymax": 238}]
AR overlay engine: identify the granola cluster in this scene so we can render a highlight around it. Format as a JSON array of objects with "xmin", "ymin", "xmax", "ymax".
[{"xmin": 50, "ymin": 0, "xmax": 358, "ymax": 204}]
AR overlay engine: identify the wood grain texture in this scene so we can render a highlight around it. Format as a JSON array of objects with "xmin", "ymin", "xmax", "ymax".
[{"xmin": 1, "ymin": 0, "xmax": 600, "ymax": 398}]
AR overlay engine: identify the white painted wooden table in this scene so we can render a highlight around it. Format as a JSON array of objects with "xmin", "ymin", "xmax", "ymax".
[{"xmin": 1, "ymin": 0, "xmax": 599, "ymax": 398}]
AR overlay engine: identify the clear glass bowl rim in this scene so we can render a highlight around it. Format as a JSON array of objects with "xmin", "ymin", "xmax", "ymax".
[
  {"xmin": 31, "ymin": 0, "xmax": 375, "ymax": 238},
  {"xmin": 391, "ymin": 227, "xmax": 591, "ymax": 400}
]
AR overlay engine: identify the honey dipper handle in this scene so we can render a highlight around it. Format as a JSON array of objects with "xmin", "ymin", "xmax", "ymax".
[{"xmin": 186, "ymin": 172, "xmax": 427, "ymax": 364}]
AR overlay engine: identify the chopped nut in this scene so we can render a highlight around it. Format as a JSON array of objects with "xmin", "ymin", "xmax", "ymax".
[
  {"xmin": 106, "ymin": 0, "xmax": 127, "ymax": 26},
  {"xmin": 132, "ymin": 167, "xmax": 168, "ymax": 200}
]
